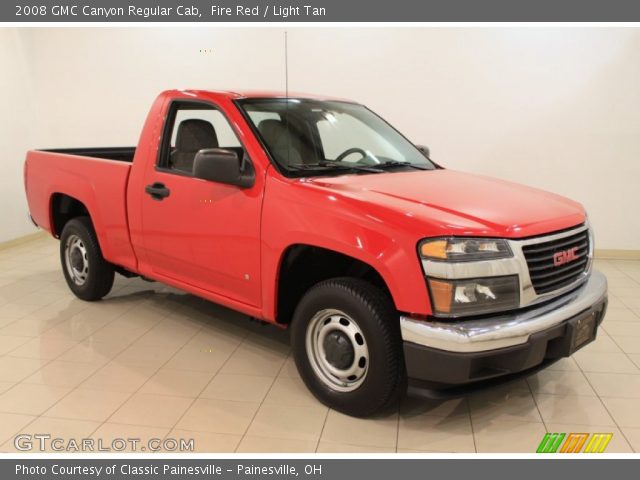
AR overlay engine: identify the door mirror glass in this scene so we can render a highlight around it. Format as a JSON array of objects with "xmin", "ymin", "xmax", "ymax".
[{"xmin": 193, "ymin": 148, "xmax": 255, "ymax": 188}]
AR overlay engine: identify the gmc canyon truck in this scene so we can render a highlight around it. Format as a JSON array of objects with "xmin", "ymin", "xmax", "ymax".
[{"xmin": 24, "ymin": 90, "xmax": 607, "ymax": 416}]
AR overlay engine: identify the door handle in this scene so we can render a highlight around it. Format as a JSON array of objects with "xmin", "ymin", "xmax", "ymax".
[{"xmin": 145, "ymin": 182, "xmax": 171, "ymax": 201}]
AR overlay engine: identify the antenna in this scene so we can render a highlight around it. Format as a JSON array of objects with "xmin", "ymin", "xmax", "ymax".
[
  {"xmin": 284, "ymin": 31, "xmax": 291, "ymax": 165},
  {"xmin": 284, "ymin": 31, "xmax": 289, "ymax": 98}
]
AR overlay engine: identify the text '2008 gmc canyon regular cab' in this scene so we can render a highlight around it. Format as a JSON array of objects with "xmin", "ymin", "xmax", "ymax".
[{"xmin": 24, "ymin": 90, "xmax": 608, "ymax": 416}]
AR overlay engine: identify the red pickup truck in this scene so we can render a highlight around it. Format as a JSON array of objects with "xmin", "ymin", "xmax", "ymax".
[{"xmin": 24, "ymin": 90, "xmax": 607, "ymax": 416}]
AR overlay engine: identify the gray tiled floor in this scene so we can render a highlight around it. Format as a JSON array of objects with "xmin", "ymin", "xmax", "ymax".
[{"xmin": 0, "ymin": 236, "xmax": 639, "ymax": 453}]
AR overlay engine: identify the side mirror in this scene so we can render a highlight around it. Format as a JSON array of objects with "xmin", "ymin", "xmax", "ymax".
[
  {"xmin": 416, "ymin": 145, "xmax": 430, "ymax": 158},
  {"xmin": 416, "ymin": 144, "xmax": 443, "ymax": 169},
  {"xmin": 193, "ymin": 148, "xmax": 255, "ymax": 188}
]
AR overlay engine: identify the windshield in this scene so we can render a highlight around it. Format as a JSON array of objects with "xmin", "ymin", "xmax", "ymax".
[{"xmin": 237, "ymin": 98, "xmax": 435, "ymax": 176}]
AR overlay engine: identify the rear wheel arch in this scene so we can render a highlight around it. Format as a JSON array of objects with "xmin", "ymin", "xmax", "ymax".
[
  {"xmin": 50, "ymin": 193, "xmax": 91, "ymax": 238},
  {"xmin": 275, "ymin": 243, "xmax": 396, "ymax": 325}
]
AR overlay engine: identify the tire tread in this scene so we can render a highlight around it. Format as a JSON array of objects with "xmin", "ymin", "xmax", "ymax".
[
  {"xmin": 60, "ymin": 216, "xmax": 115, "ymax": 301},
  {"xmin": 292, "ymin": 277, "xmax": 404, "ymax": 417}
]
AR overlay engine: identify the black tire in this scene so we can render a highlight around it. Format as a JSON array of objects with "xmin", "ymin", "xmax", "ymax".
[
  {"xmin": 291, "ymin": 277, "xmax": 404, "ymax": 417},
  {"xmin": 59, "ymin": 216, "xmax": 115, "ymax": 301}
]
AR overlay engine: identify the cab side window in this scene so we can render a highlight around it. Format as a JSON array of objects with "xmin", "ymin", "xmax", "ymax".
[{"xmin": 160, "ymin": 102, "xmax": 241, "ymax": 175}]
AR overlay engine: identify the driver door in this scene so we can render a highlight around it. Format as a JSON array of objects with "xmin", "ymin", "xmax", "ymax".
[{"xmin": 139, "ymin": 100, "xmax": 262, "ymax": 307}]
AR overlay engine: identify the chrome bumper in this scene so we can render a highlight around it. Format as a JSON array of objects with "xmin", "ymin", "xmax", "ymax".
[{"xmin": 401, "ymin": 270, "xmax": 607, "ymax": 353}]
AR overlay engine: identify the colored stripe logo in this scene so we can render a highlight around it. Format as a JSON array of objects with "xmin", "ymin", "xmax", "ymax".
[
  {"xmin": 584, "ymin": 433, "xmax": 614, "ymax": 453},
  {"xmin": 537, "ymin": 433, "xmax": 566, "ymax": 453},
  {"xmin": 537, "ymin": 433, "xmax": 613, "ymax": 453}
]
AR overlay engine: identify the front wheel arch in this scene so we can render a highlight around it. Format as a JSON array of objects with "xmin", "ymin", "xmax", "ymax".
[{"xmin": 275, "ymin": 244, "xmax": 396, "ymax": 325}]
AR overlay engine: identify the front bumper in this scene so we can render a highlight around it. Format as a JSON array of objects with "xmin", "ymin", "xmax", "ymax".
[{"xmin": 401, "ymin": 270, "xmax": 607, "ymax": 391}]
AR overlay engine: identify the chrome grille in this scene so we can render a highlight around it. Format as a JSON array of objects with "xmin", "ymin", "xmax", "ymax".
[{"xmin": 522, "ymin": 229, "xmax": 590, "ymax": 295}]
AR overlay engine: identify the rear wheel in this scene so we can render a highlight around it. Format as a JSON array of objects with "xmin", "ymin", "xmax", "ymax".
[
  {"xmin": 60, "ymin": 217, "xmax": 114, "ymax": 301},
  {"xmin": 291, "ymin": 277, "xmax": 404, "ymax": 417}
]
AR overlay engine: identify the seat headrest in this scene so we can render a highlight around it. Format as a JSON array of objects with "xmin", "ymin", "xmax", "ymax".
[
  {"xmin": 258, "ymin": 119, "xmax": 288, "ymax": 145},
  {"xmin": 175, "ymin": 119, "xmax": 218, "ymax": 152}
]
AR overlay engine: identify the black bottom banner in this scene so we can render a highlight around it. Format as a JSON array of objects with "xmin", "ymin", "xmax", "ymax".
[{"xmin": 3, "ymin": 458, "xmax": 638, "ymax": 480}]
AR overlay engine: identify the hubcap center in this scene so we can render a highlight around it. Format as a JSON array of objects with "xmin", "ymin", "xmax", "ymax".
[
  {"xmin": 323, "ymin": 330, "xmax": 355, "ymax": 370},
  {"xmin": 70, "ymin": 248, "xmax": 84, "ymax": 271}
]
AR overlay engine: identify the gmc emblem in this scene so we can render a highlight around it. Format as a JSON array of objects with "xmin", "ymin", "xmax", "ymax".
[{"xmin": 553, "ymin": 246, "xmax": 579, "ymax": 266}]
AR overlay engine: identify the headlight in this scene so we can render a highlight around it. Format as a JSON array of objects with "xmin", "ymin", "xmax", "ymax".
[
  {"xmin": 419, "ymin": 237, "xmax": 512, "ymax": 262},
  {"xmin": 427, "ymin": 275, "xmax": 519, "ymax": 317}
]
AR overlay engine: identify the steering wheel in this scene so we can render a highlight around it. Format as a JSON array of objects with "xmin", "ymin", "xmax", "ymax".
[{"xmin": 335, "ymin": 147, "xmax": 368, "ymax": 163}]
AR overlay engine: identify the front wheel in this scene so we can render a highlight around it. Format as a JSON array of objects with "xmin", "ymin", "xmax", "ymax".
[
  {"xmin": 291, "ymin": 278, "xmax": 404, "ymax": 417},
  {"xmin": 60, "ymin": 217, "xmax": 115, "ymax": 301}
]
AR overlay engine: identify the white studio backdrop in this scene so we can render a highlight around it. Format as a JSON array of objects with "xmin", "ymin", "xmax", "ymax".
[{"xmin": 1, "ymin": 27, "xmax": 638, "ymax": 249}]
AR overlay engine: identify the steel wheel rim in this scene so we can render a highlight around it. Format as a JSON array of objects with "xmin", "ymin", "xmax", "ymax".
[
  {"xmin": 305, "ymin": 308, "xmax": 369, "ymax": 392},
  {"xmin": 64, "ymin": 234, "xmax": 89, "ymax": 286}
]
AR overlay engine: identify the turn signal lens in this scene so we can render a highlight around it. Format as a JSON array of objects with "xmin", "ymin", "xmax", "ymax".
[
  {"xmin": 420, "ymin": 240, "xmax": 447, "ymax": 259},
  {"xmin": 426, "ymin": 279, "xmax": 453, "ymax": 313},
  {"xmin": 419, "ymin": 238, "xmax": 512, "ymax": 262},
  {"xmin": 427, "ymin": 276, "xmax": 519, "ymax": 317}
]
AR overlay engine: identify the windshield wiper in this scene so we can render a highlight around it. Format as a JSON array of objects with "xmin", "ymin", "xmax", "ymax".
[
  {"xmin": 376, "ymin": 161, "xmax": 431, "ymax": 170},
  {"xmin": 288, "ymin": 161, "xmax": 384, "ymax": 174}
]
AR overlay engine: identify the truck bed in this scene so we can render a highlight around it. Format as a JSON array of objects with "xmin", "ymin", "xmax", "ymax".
[{"xmin": 24, "ymin": 148, "xmax": 137, "ymax": 271}]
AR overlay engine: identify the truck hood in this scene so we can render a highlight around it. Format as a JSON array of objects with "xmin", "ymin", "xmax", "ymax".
[{"xmin": 303, "ymin": 169, "xmax": 586, "ymax": 238}]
